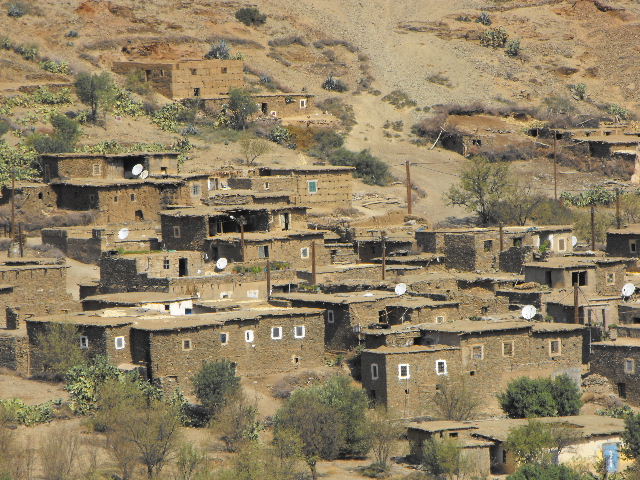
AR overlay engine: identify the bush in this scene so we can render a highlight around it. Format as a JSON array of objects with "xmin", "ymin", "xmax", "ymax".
[
  {"xmin": 0, "ymin": 398, "xmax": 53, "ymax": 426},
  {"xmin": 381, "ymin": 90, "xmax": 417, "ymax": 109},
  {"xmin": 205, "ymin": 40, "xmax": 230, "ymax": 60},
  {"xmin": 34, "ymin": 323, "xmax": 87, "ymax": 381},
  {"xmin": 327, "ymin": 147, "xmax": 390, "ymax": 186},
  {"xmin": 32, "ymin": 86, "xmax": 72, "ymax": 104},
  {"xmin": 508, "ymin": 464, "xmax": 586, "ymax": 480},
  {"xmin": 506, "ymin": 39, "xmax": 521, "ymax": 57},
  {"xmin": 477, "ymin": 12, "xmax": 492, "ymax": 26},
  {"xmin": 498, "ymin": 375, "xmax": 582, "ymax": 418},
  {"xmin": 267, "ymin": 125, "xmax": 295, "ymax": 147},
  {"xmin": 322, "ymin": 75, "xmax": 348, "ymax": 92},
  {"xmin": 235, "ymin": 7, "xmax": 266, "ymax": 26},
  {"xmin": 569, "ymin": 83, "xmax": 587, "ymax": 100},
  {"xmin": 6, "ymin": 1, "xmax": 27, "ymax": 17},
  {"xmin": 309, "ymin": 129, "xmax": 344, "ymax": 157},
  {"xmin": 40, "ymin": 59, "xmax": 70, "ymax": 75},
  {"xmin": 608, "ymin": 103, "xmax": 630, "ymax": 120},
  {"xmin": 192, "ymin": 360, "xmax": 241, "ymax": 417},
  {"xmin": 64, "ymin": 30, "xmax": 79, "ymax": 38},
  {"xmin": 480, "ymin": 27, "xmax": 509, "ymax": 48},
  {"xmin": 316, "ymin": 97, "xmax": 356, "ymax": 131}
]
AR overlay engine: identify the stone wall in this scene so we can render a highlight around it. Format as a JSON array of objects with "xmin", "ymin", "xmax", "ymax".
[
  {"xmin": 606, "ymin": 233, "xmax": 639, "ymax": 257},
  {"xmin": 203, "ymin": 94, "xmax": 313, "ymax": 118},
  {"xmin": 0, "ymin": 334, "xmax": 29, "ymax": 373},
  {"xmin": 591, "ymin": 344, "xmax": 640, "ymax": 405}
]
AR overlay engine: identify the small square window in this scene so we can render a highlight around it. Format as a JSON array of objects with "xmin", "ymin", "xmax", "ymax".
[
  {"xmin": 130, "ymin": 193, "xmax": 136, "ymax": 202},
  {"xmin": 193, "ymin": 88, "xmax": 200, "ymax": 97},
  {"xmin": 220, "ymin": 333, "xmax": 229, "ymax": 345},
  {"xmin": 190, "ymin": 68, "xmax": 197, "ymax": 75},
  {"xmin": 245, "ymin": 330, "xmax": 254, "ymax": 343},
  {"xmin": 163, "ymin": 258, "xmax": 170, "ymax": 269},
  {"xmin": 513, "ymin": 237, "xmax": 523, "ymax": 247},
  {"xmin": 483, "ymin": 240, "xmax": 493, "ymax": 252},
  {"xmin": 630, "ymin": 240, "xmax": 637, "ymax": 254},
  {"xmin": 221, "ymin": 67, "xmax": 227, "ymax": 74},
  {"xmin": 327, "ymin": 310, "xmax": 335, "ymax": 324},
  {"xmin": 572, "ymin": 271, "xmax": 587, "ymax": 286},
  {"xmin": 371, "ymin": 363, "xmax": 379, "ymax": 380},
  {"xmin": 625, "ymin": 358, "xmax": 635, "ymax": 374},
  {"xmin": 258, "ymin": 245, "xmax": 269, "ymax": 258},
  {"xmin": 113, "ymin": 195, "xmax": 118, "ymax": 203},
  {"xmin": 271, "ymin": 327, "xmax": 283, "ymax": 340},
  {"xmin": 471, "ymin": 345, "xmax": 484, "ymax": 360},
  {"xmin": 114, "ymin": 336, "xmax": 125, "ymax": 350},
  {"xmin": 398, "ymin": 364, "xmax": 410, "ymax": 379},
  {"xmin": 219, "ymin": 291, "xmax": 232, "ymax": 299},
  {"xmin": 549, "ymin": 339, "xmax": 562, "ymax": 356},
  {"xmin": 192, "ymin": 184, "xmax": 201, "ymax": 196},
  {"xmin": 607, "ymin": 272, "xmax": 615, "ymax": 286},
  {"xmin": 502, "ymin": 341, "xmax": 514, "ymax": 357},
  {"xmin": 247, "ymin": 289, "xmax": 259, "ymax": 299},
  {"xmin": 301, "ymin": 247, "xmax": 310, "ymax": 259},
  {"xmin": 92, "ymin": 164, "xmax": 101, "ymax": 176},
  {"xmin": 558, "ymin": 238, "xmax": 566, "ymax": 251},
  {"xmin": 300, "ymin": 99, "xmax": 307, "ymax": 109},
  {"xmin": 307, "ymin": 180, "xmax": 318, "ymax": 194},
  {"xmin": 173, "ymin": 226, "xmax": 181, "ymax": 238},
  {"xmin": 80, "ymin": 336, "xmax": 89, "ymax": 349},
  {"xmin": 436, "ymin": 360, "xmax": 447, "ymax": 375},
  {"xmin": 435, "ymin": 315, "xmax": 445, "ymax": 324},
  {"xmin": 182, "ymin": 339, "xmax": 192, "ymax": 351},
  {"xmin": 263, "ymin": 182, "xmax": 270, "ymax": 190},
  {"xmin": 294, "ymin": 326, "xmax": 306, "ymax": 338}
]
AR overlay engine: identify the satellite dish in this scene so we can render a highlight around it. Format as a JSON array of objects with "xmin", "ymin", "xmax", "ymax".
[
  {"xmin": 132, "ymin": 164, "xmax": 144, "ymax": 176},
  {"xmin": 521, "ymin": 305, "xmax": 537, "ymax": 320},
  {"xmin": 117, "ymin": 228, "xmax": 129, "ymax": 240},
  {"xmin": 204, "ymin": 253, "xmax": 209, "ymax": 260},
  {"xmin": 571, "ymin": 236, "xmax": 578, "ymax": 247},
  {"xmin": 216, "ymin": 258, "xmax": 228, "ymax": 270},
  {"xmin": 140, "ymin": 170, "xmax": 149, "ymax": 179},
  {"xmin": 197, "ymin": 269, "xmax": 202, "ymax": 274},
  {"xmin": 394, "ymin": 283, "xmax": 407, "ymax": 296},
  {"xmin": 622, "ymin": 283, "xmax": 636, "ymax": 298},
  {"xmin": 363, "ymin": 292, "xmax": 374, "ymax": 297}
]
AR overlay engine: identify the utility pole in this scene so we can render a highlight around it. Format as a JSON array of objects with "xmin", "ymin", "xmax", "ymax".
[
  {"xmin": 266, "ymin": 256, "xmax": 271, "ymax": 300},
  {"xmin": 311, "ymin": 241, "xmax": 317, "ymax": 285},
  {"xmin": 616, "ymin": 188, "xmax": 622, "ymax": 229},
  {"xmin": 381, "ymin": 232, "xmax": 387, "ymax": 281},
  {"xmin": 10, "ymin": 167, "xmax": 15, "ymax": 240},
  {"xmin": 499, "ymin": 223, "xmax": 504, "ymax": 253},
  {"xmin": 590, "ymin": 205, "xmax": 596, "ymax": 251},
  {"xmin": 238, "ymin": 216, "xmax": 246, "ymax": 261},
  {"xmin": 573, "ymin": 283, "xmax": 580, "ymax": 324},
  {"xmin": 405, "ymin": 159, "xmax": 412, "ymax": 215},
  {"xmin": 553, "ymin": 132, "xmax": 558, "ymax": 201},
  {"xmin": 18, "ymin": 223, "xmax": 23, "ymax": 258}
]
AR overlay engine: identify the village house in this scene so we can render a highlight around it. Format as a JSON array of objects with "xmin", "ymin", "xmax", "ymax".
[
  {"xmin": 25, "ymin": 305, "xmax": 325, "ymax": 391},
  {"xmin": 360, "ymin": 320, "xmax": 584, "ymax": 417},
  {"xmin": 407, "ymin": 416, "xmax": 626, "ymax": 475},
  {"xmin": 383, "ymin": 297, "xmax": 461, "ymax": 326},
  {"xmin": 572, "ymin": 134, "xmax": 638, "ymax": 158},
  {"xmin": 203, "ymin": 93, "xmax": 314, "ymax": 119},
  {"xmin": 353, "ymin": 231, "xmax": 416, "ymax": 263},
  {"xmin": 606, "ymin": 225, "xmax": 640, "ymax": 258},
  {"xmin": 591, "ymin": 329, "xmax": 640, "ymax": 403},
  {"xmin": 544, "ymin": 291, "xmax": 621, "ymax": 327}
]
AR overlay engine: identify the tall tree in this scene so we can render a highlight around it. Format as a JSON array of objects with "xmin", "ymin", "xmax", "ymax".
[
  {"xmin": 75, "ymin": 72, "xmax": 115, "ymax": 122},
  {"xmin": 227, "ymin": 88, "xmax": 258, "ymax": 130}
]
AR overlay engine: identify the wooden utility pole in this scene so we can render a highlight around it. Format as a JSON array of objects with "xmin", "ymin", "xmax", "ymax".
[
  {"xmin": 573, "ymin": 283, "xmax": 580, "ymax": 324},
  {"xmin": 381, "ymin": 233, "xmax": 387, "ymax": 281},
  {"xmin": 311, "ymin": 241, "xmax": 317, "ymax": 285},
  {"xmin": 18, "ymin": 223, "xmax": 23, "ymax": 258},
  {"xmin": 405, "ymin": 159, "xmax": 412, "ymax": 215},
  {"xmin": 553, "ymin": 133, "xmax": 558, "ymax": 201},
  {"xmin": 499, "ymin": 223, "xmax": 504, "ymax": 253},
  {"xmin": 239, "ymin": 220, "xmax": 245, "ymax": 261},
  {"xmin": 266, "ymin": 257, "xmax": 271, "ymax": 299},
  {"xmin": 616, "ymin": 188, "xmax": 622, "ymax": 229},
  {"xmin": 10, "ymin": 168, "xmax": 15, "ymax": 240},
  {"xmin": 590, "ymin": 205, "xmax": 596, "ymax": 251}
]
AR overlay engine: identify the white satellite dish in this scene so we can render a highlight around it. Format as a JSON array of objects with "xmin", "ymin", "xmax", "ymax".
[
  {"xmin": 216, "ymin": 257, "xmax": 228, "ymax": 270},
  {"xmin": 131, "ymin": 164, "xmax": 144, "ymax": 176},
  {"xmin": 204, "ymin": 253, "xmax": 209, "ymax": 260},
  {"xmin": 117, "ymin": 228, "xmax": 129, "ymax": 240},
  {"xmin": 363, "ymin": 292, "xmax": 374, "ymax": 297},
  {"xmin": 394, "ymin": 283, "xmax": 407, "ymax": 296},
  {"xmin": 521, "ymin": 304, "xmax": 537, "ymax": 320},
  {"xmin": 571, "ymin": 236, "xmax": 578, "ymax": 247},
  {"xmin": 140, "ymin": 170, "xmax": 149, "ymax": 179},
  {"xmin": 622, "ymin": 283, "xmax": 636, "ymax": 298}
]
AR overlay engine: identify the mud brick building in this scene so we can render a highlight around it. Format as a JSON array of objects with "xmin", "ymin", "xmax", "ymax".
[
  {"xmin": 383, "ymin": 298, "xmax": 461, "ymax": 326},
  {"xmin": 112, "ymin": 59, "xmax": 244, "ymax": 99},
  {"xmin": 354, "ymin": 232, "xmax": 416, "ymax": 263},
  {"xmin": 606, "ymin": 225, "xmax": 640, "ymax": 258},
  {"xmin": 0, "ymin": 182, "xmax": 56, "ymax": 217},
  {"xmin": 82, "ymin": 292, "xmax": 195, "ymax": 315},
  {"xmin": 361, "ymin": 320, "xmax": 584, "ymax": 417},
  {"xmin": 203, "ymin": 93, "xmax": 314, "ymax": 118},
  {"xmin": 272, "ymin": 290, "xmax": 400, "ymax": 350},
  {"xmin": 26, "ymin": 305, "xmax": 325, "ymax": 391},
  {"xmin": 591, "ymin": 335, "xmax": 640, "ymax": 403},
  {"xmin": 524, "ymin": 256, "xmax": 632, "ymax": 296},
  {"xmin": 545, "ymin": 292, "xmax": 621, "ymax": 327}
]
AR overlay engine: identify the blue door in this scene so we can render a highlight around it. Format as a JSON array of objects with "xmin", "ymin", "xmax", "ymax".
[{"xmin": 603, "ymin": 443, "xmax": 620, "ymax": 473}]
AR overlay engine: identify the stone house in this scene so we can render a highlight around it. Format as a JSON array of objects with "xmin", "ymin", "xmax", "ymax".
[
  {"xmin": 524, "ymin": 256, "xmax": 632, "ymax": 296},
  {"xmin": 354, "ymin": 233, "xmax": 416, "ymax": 263},
  {"xmin": 271, "ymin": 290, "xmax": 400, "ymax": 350},
  {"xmin": 384, "ymin": 298, "xmax": 460, "ymax": 326},
  {"xmin": 407, "ymin": 416, "xmax": 626, "ymax": 475},
  {"xmin": 591, "ymin": 336, "xmax": 640, "ymax": 403},
  {"xmin": 112, "ymin": 59, "xmax": 244, "ymax": 99},
  {"xmin": 361, "ymin": 320, "xmax": 584, "ymax": 417},
  {"xmin": 0, "ymin": 182, "xmax": 56, "ymax": 217},
  {"xmin": 203, "ymin": 93, "xmax": 314, "ymax": 119},
  {"xmin": 606, "ymin": 225, "xmax": 640, "ymax": 258},
  {"xmin": 545, "ymin": 291, "xmax": 622, "ymax": 327},
  {"xmin": 572, "ymin": 134, "xmax": 638, "ymax": 158}
]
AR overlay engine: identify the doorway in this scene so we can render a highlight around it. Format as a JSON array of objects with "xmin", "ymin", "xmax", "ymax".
[
  {"xmin": 261, "ymin": 102, "xmax": 268, "ymax": 114},
  {"xmin": 178, "ymin": 258, "xmax": 188, "ymax": 277},
  {"xmin": 135, "ymin": 210, "xmax": 144, "ymax": 221}
]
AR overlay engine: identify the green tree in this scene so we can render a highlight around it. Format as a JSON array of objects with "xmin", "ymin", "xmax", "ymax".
[
  {"xmin": 505, "ymin": 419, "xmax": 556, "ymax": 466},
  {"xmin": 421, "ymin": 437, "xmax": 472, "ymax": 480},
  {"xmin": 327, "ymin": 147, "xmax": 389, "ymax": 186},
  {"xmin": 74, "ymin": 71, "xmax": 115, "ymax": 122},
  {"xmin": 227, "ymin": 88, "xmax": 258, "ymax": 130},
  {"xmin": 446, "ymin": 156, "xmax": 510, "ymax": 225},
  {"xmin": 368, "ymin": 407, "xmax": 403, "ymax": 470},
  {"xmin": 0, "ymin": 141, "xmax": 38, "ymax": 187},
  {"xmin": 31, "ymin": 113, "xmax": 81, "ymax": 153},
  {"xmin": 623, "ymin": 413, "xmax": 640, "ymax": 460},
  {"xmin": 239, "ymin": 135, "xmax": 271, "ymax": 165},
  {"xmin": 235, "ymin": 7, "xmax": 266, "ymax": 26},
  {"xmin": 309, "ymin": 129, "xmax": 344, "ymax": 157},
  {"xmin": 550, "ymin": 375, "xmax": 582, "ymax": 416},
  {"xmin": 214, "ymin": 390, "xmax": 261, "ymax": 452},
  {"xmin": 192, "ymin": 359, "xmax": 240, "ymax": 417},
  {"xmin": 561, "ymin": 186, "xmax": 616, "ymax": 249},
  {"xmin": 498, "ymin": 377, "xmax": 558, "ymax": 418},
  {"xmin": 34, "ymin": 323, "xmax": 86, "ymax": 381},
  {"xmin": 508, "ymin": 463, "xmax": 586, "ymax": 480}
]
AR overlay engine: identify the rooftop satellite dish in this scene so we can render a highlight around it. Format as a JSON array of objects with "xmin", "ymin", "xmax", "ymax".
[
  {"xmin": 622, "ymin": 283, "xmax": 636, "ymax": 298},
  {"xmin": 204, "ymin": 253, "xmax": 209, "ymax": 260},
  {"xmin": 132, "ymin": 164, "xmax": 144, "ymax": 176},
  {"xmin": 216, "ymin": 257, "xmax": 228, "ymax": 270},
  {"xmin": 117, "ymin": 228, "xmax": 129, "ymax": 240},
  {"xmin": 394, "ymin": 283, "xmax": 407, "ymax": 296},
  {"xmin": 363, "ymin": 292, "xmax": 374, "ymax": 297},
  {"xmin": 521, "ymin": 304, "xmax": 537, "ymax": 320},
  {"xmin": 140, "ymin": 170, "xmax": 149, "ymax": 179},
  {"xmin": 571, "ymin": 236, "xmax": 578, "ymax": 247}
]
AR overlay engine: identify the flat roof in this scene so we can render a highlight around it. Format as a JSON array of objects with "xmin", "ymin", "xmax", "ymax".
[
  {"xmin": 81, "ymin": 292, "xmax": 195, "ymax": 305},
  {"xmin": 386, "ymin": 298, "xmax": 459, "ymax": 309},
  {"xmin": 364, "ymin": 344, "xmax": 460, "ymax": 355},
  {"xmin": 418, "ymin": 320, "xmax": 584, "ymax": 334},
  {"xmin": 608, "ymin": 224, "xmax": 640, "ymax": 235},
  {"xmin": 273, "ymin": 290, "xmax": 398, "ymax": 305},
  {"xmin": 209, "ymin": 230, "xmax": 324, "ymax": 241},
  {"xmin": 259, "ymin": 165, "xmax": 355, "ymax": 173},
  {"xmin": 161, "ymin": 204, "xmax": 307, "ymax": 217},
  {"xmin": 51, "ymin": 178, "xmax": 185, "ymax": 187},
  {"xmin": 41, "ymin": 152, "xmax": 179, "ymax": 159},
  {"xmin": 592, "ymin": 338, "xmax": 640, "ymax": 348},
  {"xmin": 525, "ymin": 256, "xmax": 631, "ymax": 269}
]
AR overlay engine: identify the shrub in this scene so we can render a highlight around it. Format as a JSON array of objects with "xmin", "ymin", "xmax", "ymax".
[
  {"xmin": 505, "ymin": 39, "xmax": 521, "ymax": 57},
  {"xmin": 32, "ymin": 86, "xmax": 72, "ymax": 105},
  {"xmin": 328, "ymin": 147, "xmax": 390, "ymax": 186},
  {"xmin": 381, "ymin": 90, "xmax": 417, "ymax": 109},
  {"xmin": 124, "ymin": 70, "xmax": 150, "ymax": 95},
  {"xmin": 6, "ymin": 1, "xmax": 27, "ymax": 17},
  {"xmin": 40, "ymin": 59, "xmax": 70, "ymax": 75},
  {"xmin": 477, "ymin": 12, "xmax": 492, "ymax": 26},
  {"xmin": 569, "ymin": 83, "xmax": 587, "ymax": 100},
  {"xmin": 498, "ymin": 375, "xmax": 582, "ymax": 418},
  {"xmin": 316, "ymin": 97, "xmax": 356, "ymax": 131},
  {"xmin": 205, "ymin": 40, "xmax": 230, "ymax": 60},
  {"xmin": 608, "ymin": 103, "xmax": 630, "ymax": 120},
  {"xmin": 322, "ymin": 75, "xmax": 348, "ymax": 92},
  {"xmin": 34, "ymin": 323, "xmax": 87, "ymax": 381},
  {"xmin": 480, "ymin": 27, "xmax": 509, "ymax": 48},
  {"xmin": 227, "ymin": 88, "xmax": 259, "ymax": 130},
  {"xmin": 235, "ymin": 7, "xmax": 266, "ymax": 26},
  {"xmin": 267, "ymin": 125, "xmax": 294, "ymax": 147},
  {"xmin": 268, "ymin": 36, "xmax": 308, "ymax": 47},
  {"xmin": 64, "ymin": 30, "xmax": 79, "ymax": 38},
  {"xmin": 0, "ymin": 398, "xmax": 53, "ymax": 426},
  {"xmin": 192, "ymin": 359, "xmax": 241, "ymax": 417},
  {"xmin": 508, "ymin": 464, "xmax": 586, "ymax": 480},
  {"xmin": 309, "ymin": 129, "xmax": 344, "ymax": 157}
]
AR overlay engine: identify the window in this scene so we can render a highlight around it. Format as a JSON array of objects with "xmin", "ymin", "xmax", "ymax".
[
  {"xmin": 607, "ymin": 272, "xmax": 616, "ymax": 286},
  {"xmin": 193, "ymin": 88, "xmax": 200, "ymax": 96},
  {"xmin": 258, "ymin": 245, "xmax": 269, "ymax": 258},
  {"xmin": 114, "ymin": 336, "xmax": 125, "ymax": 350},
  {"xmin": 163, "ymin": 258, "xmax": 170, "ymax": 269},
  {"xmin": 80, "ymin": 336, "xmax": 89, "ymax": 349},
  {"xmin": 549, "ymin": 339, "xmax": 562, "ymax": 356},
  {"xmin": 571, "ymin": 271, "xmax": 587, "ymax": 286},
  {"xmin": 130, "ymin": 193, "xmax": 136, "ymax": 202},
  {"xmin": 483, "ymin": 240, "xmax": 493, "ymax": 252},
  {"xmin": 301, "ymin": 247, "xmax": 310, "ymax": 259},
  {"xmin": 502, "ymin": 341, "xmax": 514, "ymax": 357},
  {"xmin": 219, "ymin": 291, "xmax": 232, "ymax": 299},
  {"xmin": 182, "ymin": 339, "xmax": 192, "ymax": 351},
  {"xmin": 220, "ymin": 333, "xmax": 229, "ymax": 345},
  {"xmin": 471, "ymin": 344, "xmax": 484, "ymax": 360},
  {"xmin": 113, "ymin": 195, "xmax": 118, "ymax": 203},
  {"xmin": 435, "ymin": 316, "xmax": 445, "ymax": 324},
  {"xmin": 173, "ymin": 226, "xmax": 181, "ymax": 238},
  {"xmin": 271, "ymin": 327, "xmax": 283, "ymax": 340},
  {"xmin": 190, "ymin": 68, "xmax": 197, "ymax": 75},
  {"xmin": 307, "ymin": 180, "xmax": 318, "ymax": 194},
  {"xmin": 630, "ymin": 240, "xmax": 637, "ymax": 254},
  {"xmin": 159, "ymin": 69, "xmax": 165, "ymax": 77},
  {"xmin": 625, "ymin": 358, "xmax": 636, "ymax": 374},
  {"xmin": 245, "ymin": 330, "xmax": 254, "ymax": 343},
  {"xmin": 294, "ymin": 326, "xmax": 306, "ymax": 338},
  {"xmin": 398, "ymin": 364, "xmax": 410, "ymax": 379},
  {"xmin": 264, "ymin": 182, "xmax": 270, "ymax": 190},
  {"xmin": 436, "ymin": 360, "xmax": 447, "ymax": 375},
  {"xmin": 513, "ymin": 237, "xmax": 523, "ymax": 247},
  {"xmin": 618, "ymin": 383, "xmax": 627, "ymax": 399},
  {"xmin": 92, "ymin": 163, "xmax": 101, "ymax": 176},
  {"xmin": 327, "ymin": 310, "xmax": 335, "ymax": 324},
  {"xmin": 558, "ymin": 238, "xmax": 566, "ymax": 251},
  {"xmin": 300, "ymin": 98, "xmax": 307, "ymax": 108},
  {"xmin": 247, "ymin": 289, "xmax": 259, "ymax": 299},
  {"xmin": 221, "ymin": 67, "xmax": 227, "ymax": 74},
  {"xmin": 371, "ymin": 363, "xmax": 379, "ymax": 380},
  {"xmin": 89, "ymin": 194, "xmax": 96, "ymax": 204},
  {"xmin": 192, "ymin": 184, "xmax": 201, "ymax": 196}
]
